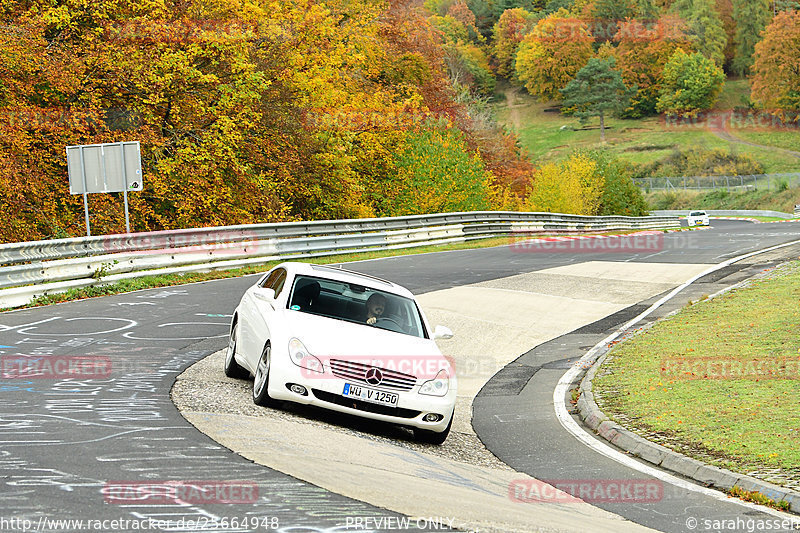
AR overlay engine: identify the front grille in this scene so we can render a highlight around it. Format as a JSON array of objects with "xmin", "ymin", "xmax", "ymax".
[
  {"xmin": 329, "ymin": 359, "xmax": 417, "ymax": 391},
  {"xmin": 311, "ymin": 389, "xmax": 421, "ymax": 419}
]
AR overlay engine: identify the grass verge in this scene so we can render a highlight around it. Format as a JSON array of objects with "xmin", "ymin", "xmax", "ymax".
[
  {"xmin": 593, "ymin": 262, "xmax": 800, "ymax": 477},
  {"xmin": 729, "ymin": 486, "xmax": 791, "ymax": 512}
]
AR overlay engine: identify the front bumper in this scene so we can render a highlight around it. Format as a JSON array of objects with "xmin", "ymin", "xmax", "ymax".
[{"xmin": 267, "ymin": 360, "xmax": 456, "ymax": 432}]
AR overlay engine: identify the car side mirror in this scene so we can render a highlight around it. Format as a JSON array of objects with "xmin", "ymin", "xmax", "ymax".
[
  {"xmin": 433, "ymin": 325, "xmax": 454, "ymax": 340},
  {"xmin": 254, "ymin": 287, "xmax": 276, "ymax": 302}
]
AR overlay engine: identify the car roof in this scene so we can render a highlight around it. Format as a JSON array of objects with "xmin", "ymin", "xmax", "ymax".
[{"xmin": 277, "ymin": 262, "xmax": 414, "ymax": 298}]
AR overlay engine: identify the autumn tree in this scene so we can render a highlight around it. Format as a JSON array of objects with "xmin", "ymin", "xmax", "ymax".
[
  {"xmin": 656, "ymin": 48, "xmax": 726, "ymax": 117},
  {"xmin": 492, "ymin": 8, "xmax": 535, "ymax": 78},
  {"xmin": 560, "ymin": 57, "xmax": 634, "ymax": 141},
  {"xmin": 459, "ymin": 0, "xmax": 544, "ymax": 36},
  {"xmin": 544, "ymin": 0, "xmax": 574, "ymax": 13},
  {"xmin": 391, "ymin": 0, "xmax": 533, "ymax": 204},
  {"xmin": 385, "ymin": 127, "xmax": 494, "ymax": 215},
  {"xmin": 592, "ymin": 0, "xmax": 638, "ymax": 20},
  {"xmin": 0, "ymin": 0, "xmax": 304, "ymax": 236},
  {"xmin": 0, "ymin": 0, "xmax": 536, "ymax": 243},
  {"xmin": 671, "ymin": 0, "xmax": 727, "ymax": 66},
  {"xmin": 635, "ymin": 0, "xmax": 660, "ymax": 20},
  {"xmin": 525, "ymin": 152, "xmax": 605, "ymax": 215},
  {"xmin": 751, "ymin": 10, "xmax": 800, "ymax": 110},
  {"xmin": 612, "ymin": 15, "xmax": 692, "ymax": 117},
  {"xmin": 772, "ymin": 1, "xmax": 800, "ymax": 12},
  {"xmin": 448, "ymin": 0, "xmax": 484, "ymax": 41},
  {"xmin": 592, "ymin": 151, "xmax": 649, "ymax": 216},
  {"xmin": 591, "ymin": 0, "xmax": 637, "ymax": 42},
  {"xmin": 515, "ymin": 9, "xmax": 594, "ymax": 100},
  {"xmin": 731, "ymin": 0, "xmax": 771, "ymax": 76},
  {"xmin": 713, "ymin": 0, "xmax": 736, "ymax": 70}
]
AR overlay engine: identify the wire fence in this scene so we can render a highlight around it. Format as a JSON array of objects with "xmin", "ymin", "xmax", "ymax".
[{"xmin": 633, "ymin": 173, "xmax": 800, "ymax": 192}]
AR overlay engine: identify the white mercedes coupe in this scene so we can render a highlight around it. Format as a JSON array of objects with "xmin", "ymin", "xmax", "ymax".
[{"xmin": 224, "ymin": 262, "xmax": 456, "ymax": 444}]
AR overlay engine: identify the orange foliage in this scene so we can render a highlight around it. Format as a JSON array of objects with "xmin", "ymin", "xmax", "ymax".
[
  {"xmin": 0, "ymin": 0, "xmax": 534, "ymax": 243},
  {"xmin": 612, "ymin": 15, "xmax": 692, "ymax": 117}
]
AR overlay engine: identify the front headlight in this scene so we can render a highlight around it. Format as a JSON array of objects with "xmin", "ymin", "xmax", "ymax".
[
  {"xmin": 288, "ymin": 338, "xmax": 323, "ymax": 373},
  {"xmin": 419, "ymin": 369, "xmax": 449, "ymax": 397}
]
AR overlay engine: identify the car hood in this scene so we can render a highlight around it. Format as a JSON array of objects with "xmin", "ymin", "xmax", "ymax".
[{"xmin": 283, "ymin": 311, "xmax": 443, "ymax": 358}]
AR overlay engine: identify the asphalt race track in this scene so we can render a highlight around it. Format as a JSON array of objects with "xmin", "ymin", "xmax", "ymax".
[{"xmin": 1, "ymin": 220, "xmax": 800, "ymax": 533}]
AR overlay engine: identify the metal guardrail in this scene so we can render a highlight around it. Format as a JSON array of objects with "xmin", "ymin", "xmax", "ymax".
[{"xmin": 0, "ymin": 211, "xmax": 680, "ymax": 308}]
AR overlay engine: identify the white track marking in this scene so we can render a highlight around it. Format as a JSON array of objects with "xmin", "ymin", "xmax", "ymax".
[{"xmin": 554, "ymin": 238, "xmax": 800, "ymax": 518}]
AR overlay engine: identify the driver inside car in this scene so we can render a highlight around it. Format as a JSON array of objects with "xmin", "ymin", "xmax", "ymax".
[{"xmin": 364, "ymin": 293, "xmax": 386, "ymax": 325}]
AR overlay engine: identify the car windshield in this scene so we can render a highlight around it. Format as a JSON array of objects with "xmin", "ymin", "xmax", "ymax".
[
  {"xmin": 690, "ymin": 211, "xmax": 706, "ymax": 216},
  {"xmin": 287, "ymin": 275, "xmax": 427, "ymax": 338}
]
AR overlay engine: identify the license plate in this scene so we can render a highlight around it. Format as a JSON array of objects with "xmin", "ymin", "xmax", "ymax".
[{"xmin": 342, "ymin": 383, "xmax": 398, "ymax": 407}]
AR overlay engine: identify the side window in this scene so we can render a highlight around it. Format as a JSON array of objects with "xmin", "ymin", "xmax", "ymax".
[
  {"xmin": 271, "ymin": 270, "xmax": 287, "ymax": 297},
  {"xmin": 259, "ymin": 270, "xmax": 280, "ymax": 289}
]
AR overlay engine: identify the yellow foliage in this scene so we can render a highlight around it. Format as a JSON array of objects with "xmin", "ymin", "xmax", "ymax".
[{"xmin": 525, "ymin": 153, "xmax": 605, "ymax": 215}]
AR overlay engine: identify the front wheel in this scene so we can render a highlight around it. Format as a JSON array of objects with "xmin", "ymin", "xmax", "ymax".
[
  {"xmin": 414, "ymin": 410, "xmax": 453, "ymax": 445},
  {"xmin": 223, "ymin": 323, "xmax": 249, "ymax": 379},
  {"xmin": 253, "ymin": 342, "xmax": 276, "ymax": 407}
]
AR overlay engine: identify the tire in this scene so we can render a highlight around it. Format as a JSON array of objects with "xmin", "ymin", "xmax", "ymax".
[
  {"xmin": 252, "ymin": 342, "xmax": 276, "ymax": 407},
  {"xmin": 223, "ymin": 322, "xmax": 249, "ymax": 379},
  {"xmin": 414, "ymin": 411, "xmax": 453, "ymax": 445}
]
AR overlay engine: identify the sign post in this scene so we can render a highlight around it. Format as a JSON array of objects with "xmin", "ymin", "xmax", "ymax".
[{"xmin": 66, "ymin": 141, "xmax": 143, "ymax": 236}]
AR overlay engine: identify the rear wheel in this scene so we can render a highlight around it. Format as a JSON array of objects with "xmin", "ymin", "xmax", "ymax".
[
  {"xmin": 223, "ymin": 323, "xmax": 249, "ymax": 379},
  {"xmin": 253, "ymin": 342, "xmax": 276, "ymax": 407},
  {"xmin": 414, "ymin": 410, "xmax": 453, "ymax": 445}
]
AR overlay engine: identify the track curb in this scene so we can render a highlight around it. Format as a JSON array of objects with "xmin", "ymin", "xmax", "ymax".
[{"xmin": 577, "ymin": 332, "xmax": 800, "ymax": 515}]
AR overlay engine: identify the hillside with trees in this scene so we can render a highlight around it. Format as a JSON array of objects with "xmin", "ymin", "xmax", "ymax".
[
  {"xmin": 0, "ymin": 0, "xmax": 534, "ymax": 242},
  {"xmin": 2, "ymin": 0, "xmax": 798, "ymax": 243}
]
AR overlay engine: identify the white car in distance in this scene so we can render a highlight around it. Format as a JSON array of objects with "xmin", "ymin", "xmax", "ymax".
[
  {"xmin": 687, "ymin": 210, "xmax": 710, "ymax": 226},
  {"xmin": 224, "ymin": 262, "xmax": 456, "ymax": 444}
]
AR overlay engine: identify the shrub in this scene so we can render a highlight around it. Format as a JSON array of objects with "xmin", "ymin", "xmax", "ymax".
[
  {"xmin": 590, "ymin": 151, "xmax": 649, "ymax": 216},
  {"xmin": 637, "ymin": 147, "xmax": 764, "ymax": 178},
  {"xmin": 656, "ymin": 49, "xmax": 726, "ymax": 118},
  {"xmin": 525, "ymin": 152, "xmax": 605, "ymax": 215},
  {"xmin": 382, "ymin": 127, "xmax": 494, "ymax": 216}
]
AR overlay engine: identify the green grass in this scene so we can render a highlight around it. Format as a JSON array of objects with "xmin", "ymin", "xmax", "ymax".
[
  {"xmin": 734, "ymin": 130, "xmax": 800, "ymax": 153},
  {"xmin": 593, "ymin": 263, "xmax": 800, "ymax": 474},
  {"xmin": 496, "ymin": 81, "xmax": 800, "ymax": 174},
  {"xmin": 714, "ymin": 78, "xmax": 751, "ymax": 110}
]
